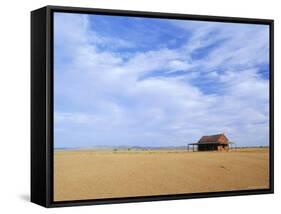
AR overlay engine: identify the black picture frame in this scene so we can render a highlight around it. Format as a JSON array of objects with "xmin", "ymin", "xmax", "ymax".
[{"xmin": 31, "ymin": 5, "xmax": 274, "ymax": 208}]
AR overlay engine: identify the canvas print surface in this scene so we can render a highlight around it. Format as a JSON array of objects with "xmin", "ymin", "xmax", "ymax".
[{"xmin": 53, "ymin": 12, "xmax": 270, "ymax": 202}]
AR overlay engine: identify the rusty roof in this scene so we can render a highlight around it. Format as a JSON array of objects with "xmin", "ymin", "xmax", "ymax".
[{"xmin": 197, "ymin": 133, "xmax": 229, "ymax": 145}]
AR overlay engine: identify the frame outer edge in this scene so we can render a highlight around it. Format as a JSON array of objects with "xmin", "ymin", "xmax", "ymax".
[
  {"xmin": 31, "ymin": 6, "xmax": 48, "ymax": 207},
  {"xmin": 35, "ymin": 5, "xmax": 274, "ymax": 207}
]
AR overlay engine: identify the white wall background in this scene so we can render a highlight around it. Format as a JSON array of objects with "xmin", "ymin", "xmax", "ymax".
[{"xmin": 0, "ymin": 0, "xmax": 279, "ymax": 212}]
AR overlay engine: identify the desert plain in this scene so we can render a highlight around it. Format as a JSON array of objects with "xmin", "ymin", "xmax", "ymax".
[{"xmin": 54, "ymin": 148, "xmax": 269, "ymax": 201}]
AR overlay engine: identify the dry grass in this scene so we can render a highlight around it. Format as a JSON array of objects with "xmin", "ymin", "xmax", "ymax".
[{"xmin": 54, "ymin": 148, "xmax": 269, "ymax": 201}]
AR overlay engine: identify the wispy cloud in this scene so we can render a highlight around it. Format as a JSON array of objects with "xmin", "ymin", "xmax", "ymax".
[{"xmin": 54, "ymin": 12, "xmax": 269, "ymax": 148}]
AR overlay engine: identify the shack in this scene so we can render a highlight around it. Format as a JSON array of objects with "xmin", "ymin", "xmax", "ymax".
[{"xmin": 188, "ymin": 133, "xmax": 233, "ymax": 151}]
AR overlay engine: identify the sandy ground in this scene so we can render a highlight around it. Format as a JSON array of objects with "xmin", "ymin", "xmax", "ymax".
[{"xmin": 54, "ymin": 148, "xmax": 269, "ymax": 201}]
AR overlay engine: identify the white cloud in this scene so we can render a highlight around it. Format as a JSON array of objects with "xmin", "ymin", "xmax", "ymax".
[{"xmin": 54, "ymin": 13, "xmax": 270, "ymax": 148}]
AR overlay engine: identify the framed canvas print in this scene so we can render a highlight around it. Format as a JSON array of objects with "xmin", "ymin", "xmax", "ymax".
[{"xmin": 31, "ymin": 5, "xmax": 274, "ymax": 207}]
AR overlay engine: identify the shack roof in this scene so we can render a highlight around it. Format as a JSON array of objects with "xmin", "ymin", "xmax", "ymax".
[{"xmin": 189, "ymin": 133, "xmax": 230, "ymax": 145}]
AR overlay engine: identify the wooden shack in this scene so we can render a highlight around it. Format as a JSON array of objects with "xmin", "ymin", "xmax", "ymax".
[{"xmin": 188, "ymin": 133, "xmax": 230, "ymax": 151}]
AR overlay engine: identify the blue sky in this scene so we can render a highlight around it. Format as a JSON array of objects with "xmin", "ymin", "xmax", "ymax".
[{"xmin": 54, "ymin": 12, "xmax": 270, "ymax": 148}]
